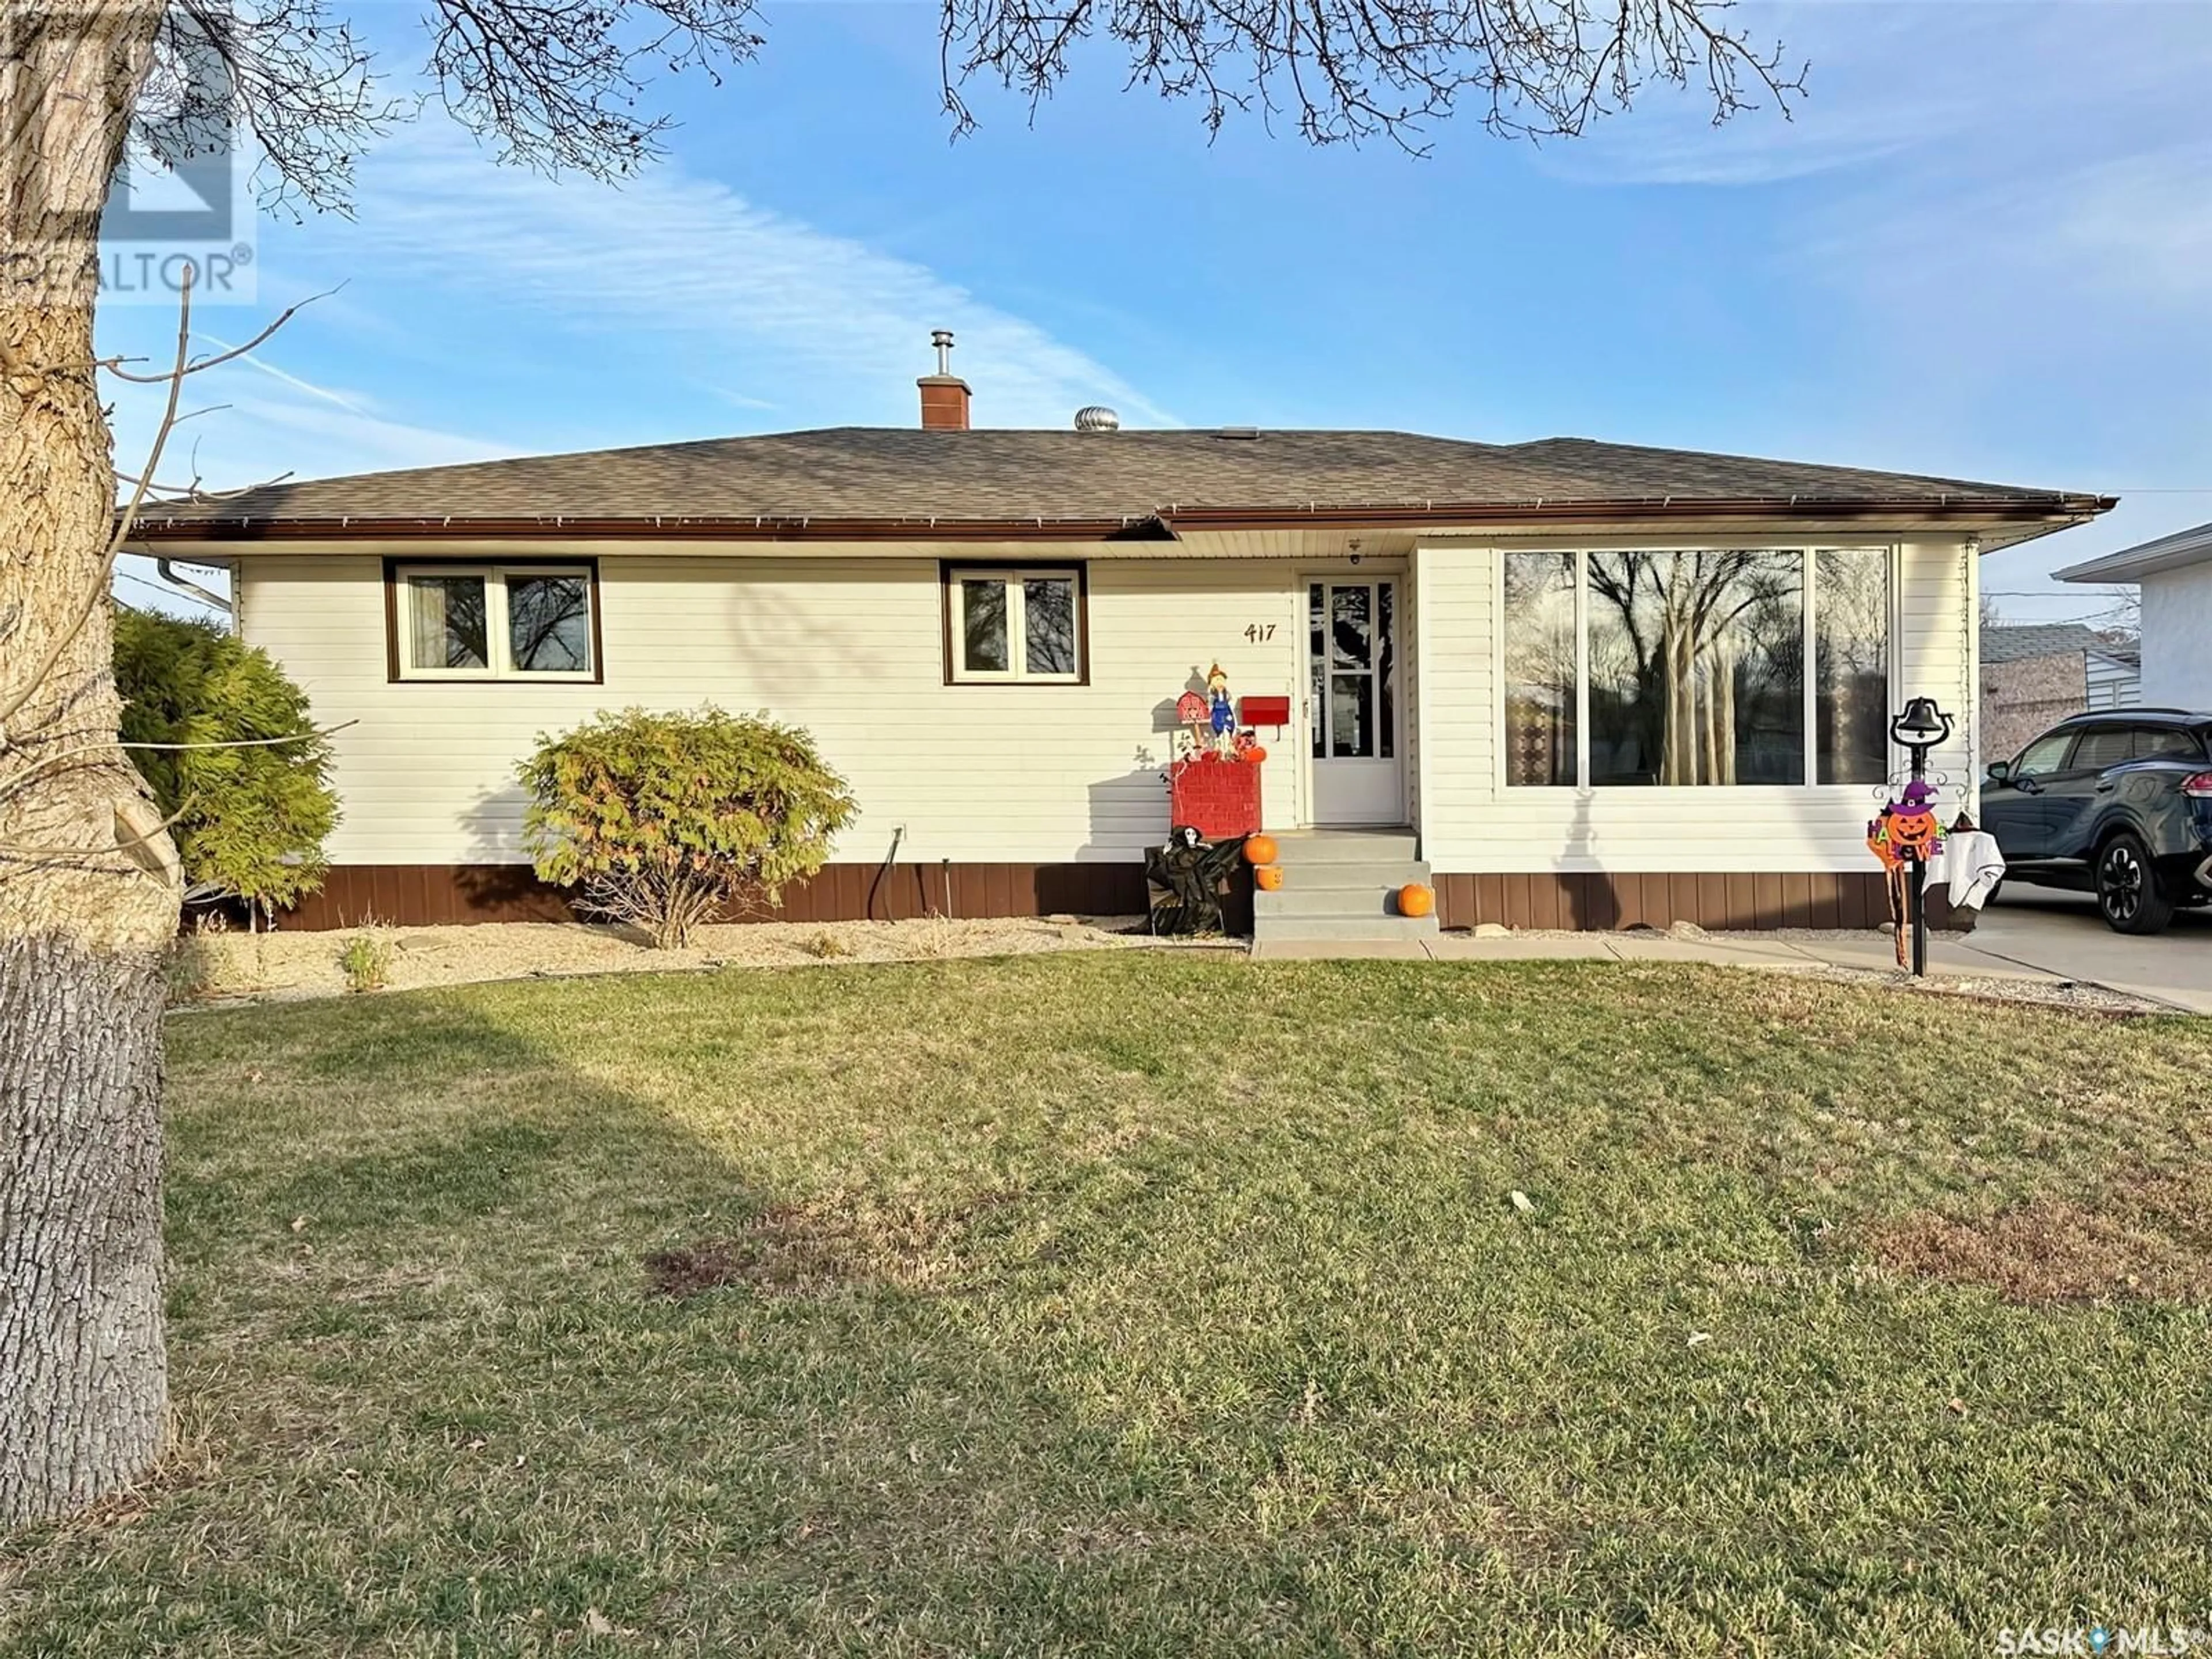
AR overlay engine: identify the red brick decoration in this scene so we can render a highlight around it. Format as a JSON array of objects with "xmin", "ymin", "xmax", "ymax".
[{"xmin": 1170, "ymin": 756, "xmax": 1262, "ymax": 840}]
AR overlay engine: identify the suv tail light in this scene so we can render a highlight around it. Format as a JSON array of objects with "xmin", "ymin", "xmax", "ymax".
[{"xmin": 2183, "ymin": 772, "xmax": 2212, "ymax": 798}]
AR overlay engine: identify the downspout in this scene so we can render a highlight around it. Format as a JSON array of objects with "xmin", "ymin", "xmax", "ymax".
[{"xmin": 153, "ymin": 557, "xmax": 235, "ymax": 626}]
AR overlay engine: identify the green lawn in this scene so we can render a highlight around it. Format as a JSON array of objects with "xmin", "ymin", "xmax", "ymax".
[{"xmin": 6, "ymin": 956, "xmax": 2211, "ymax": 1655}]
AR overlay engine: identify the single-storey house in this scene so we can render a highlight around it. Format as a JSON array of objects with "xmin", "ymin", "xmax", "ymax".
[
  {"xmin": 2056, "ymin": 521, "xmax": 2212, "ymax": 713},
  {"xmin": 1979, "ymin": 622, "xmax": 2143, "ymax": 760},
  {"xmin": 130, "ymin": 343, "xmax": 2113, "ymax": 939}
]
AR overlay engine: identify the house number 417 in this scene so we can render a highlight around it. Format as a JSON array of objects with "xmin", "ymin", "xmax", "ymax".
[{"xmin": 1243, "ymin": 623, "xmax": 1277, "ymax": 642}]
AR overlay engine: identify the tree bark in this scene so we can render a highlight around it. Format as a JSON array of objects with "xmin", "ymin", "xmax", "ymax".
[{"xmin": 2, "ymin": 0, "xmax": 179, "ymax": 1527}]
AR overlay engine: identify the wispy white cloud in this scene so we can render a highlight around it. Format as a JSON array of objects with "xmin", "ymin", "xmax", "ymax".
[
  {"xmin": 281, "ymin": 122, "xmax": 1172, "ymax": 431},
  {"xmin": 107, "ymin": 362, "xmax": 513, "ymax": 493}
]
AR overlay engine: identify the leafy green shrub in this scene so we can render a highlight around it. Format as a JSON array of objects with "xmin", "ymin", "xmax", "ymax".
[
  {"xmin": 337, "ymin": 925, "xmax": 392, "ymax": 993},
  {"xmin": 517, "ymin": 707, "xmax": 855, "ymax": 949},
  {"xmin": 115, "ymin": 607, "xmax": 339, "ymax": 916}
]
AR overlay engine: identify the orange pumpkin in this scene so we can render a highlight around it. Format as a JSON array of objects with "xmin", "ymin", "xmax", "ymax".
[
  {"xmin": 1243, "ymin": 745, "xmax": 1268, "ymax": 765},
  {"xmin": 1255, "ymin": 864, "xmax": 1285, "ymax": 891},
  {"xmin": 1397, "ymin": 882, "xmax": 1435, "ymax": 918},
  {"xmin": 1243, "ymin": 834, "xmax": 1279, "ymax": 866}
]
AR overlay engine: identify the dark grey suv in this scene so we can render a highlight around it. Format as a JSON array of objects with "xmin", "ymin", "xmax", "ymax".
[{"xmin": 1982, "ymin": 710, "xmax": 2212, "ymax": 933}]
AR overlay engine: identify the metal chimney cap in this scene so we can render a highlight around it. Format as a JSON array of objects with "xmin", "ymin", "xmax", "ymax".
[
  {"xmin": 1074, "ymin": 405, "xmax": 1120, "ymax": 431},
  {"xmin": 929, "ymin": 329, "xmax": 956, "ymax": 375}
]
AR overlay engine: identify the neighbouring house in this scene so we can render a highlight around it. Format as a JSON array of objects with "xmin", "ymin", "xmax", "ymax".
[
  {"xmin": 129, "ymin": 340, "xmax": 2114, "ymax": 940},
  {"xmin": 2057, "ymin": 521, "xmax": 2212, "ymax": 714},
  {"xmin": 1979, "ymin": 623, "xmax": 2143, "ymax": 762}
]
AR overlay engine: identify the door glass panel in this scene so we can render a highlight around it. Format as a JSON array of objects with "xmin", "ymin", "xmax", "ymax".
[
  {"xmin": 1377, "ymin": 582, "xmax": 1395, "ymax": 760},
  {"xmin": 1331, "ymin": 674, "xmax": 1373, "ymax": 757},
  {"xmin": 1309, "ymin": 584, "xmax": 1326, "ymax": 759},
  {"xmin": 1331, "ymin": 585, "xmax": 1372, "ymax": 669},
  {"xmin": 2069, "ymin": 727, "xmax": 2132, "ymax": 771},
  {"xmin": 2013, "ymin": 732, "xmax": 2074, "ymax": 778}
]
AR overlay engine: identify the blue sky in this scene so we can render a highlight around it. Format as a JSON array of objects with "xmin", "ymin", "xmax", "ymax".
[{"xmin": 108, "ymin": 1, "xmax": 2210, "ymax": 627}]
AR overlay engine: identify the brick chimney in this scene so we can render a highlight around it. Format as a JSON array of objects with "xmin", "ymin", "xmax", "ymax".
[{"xmin": 918, "ymin": 329, "xmax": 971, "ymax": 430}]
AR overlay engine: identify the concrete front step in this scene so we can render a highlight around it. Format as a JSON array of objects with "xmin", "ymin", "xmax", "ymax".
[
  {"xmin": 1267, "ymin": 828, "xmax": 1418, "ymax": 863},
  {"xmin": 1256, "ymin": 881, "xmax": 1433, "ymax": 919},
  {"xmin": 1250, "ymin": 828, "xmax": 1434, "ymax": 942},
  {"xmin": 1259, "ymin": 859, "xmax": 1431, "ymax": 891},
  {"xmin": 1253, "ymin": 914, "xmax": 1441, "ymax": 942}
]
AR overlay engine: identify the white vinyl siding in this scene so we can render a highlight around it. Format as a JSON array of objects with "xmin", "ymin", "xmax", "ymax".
[
  {"xmin": 234, "ymin": 532, "xmax": 1982, "ymax": 879},
  {"xmin": 1414, "ymin": 537, "xmax": 1979, "ymax": 874},
  {"xmin": 239, "ymin": 555, "xmax": 1306, "ymax": 867},
  {"xmin": 2140, "ymin": 565, "xmax": 2212, "ymax": 710}
]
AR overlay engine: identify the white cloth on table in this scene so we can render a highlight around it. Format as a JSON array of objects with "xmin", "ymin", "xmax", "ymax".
[{"xmin": 1923, "ymin": 830, "xmax": 2007, "ymax": 910}]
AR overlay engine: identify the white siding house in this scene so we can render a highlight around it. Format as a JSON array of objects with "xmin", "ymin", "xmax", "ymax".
[
  {"xmin": 2059, "ymin": 522, "xmax": 2212, "ymax": 713},
  {"xmin": 137, "ymin": 378, "xmax": 2110, "ymax": 933}
]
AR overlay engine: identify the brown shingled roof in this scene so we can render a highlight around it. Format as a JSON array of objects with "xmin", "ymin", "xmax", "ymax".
[{"xmin": 129, "ymin": 426, "xmax": 2107, "ymax": 537}]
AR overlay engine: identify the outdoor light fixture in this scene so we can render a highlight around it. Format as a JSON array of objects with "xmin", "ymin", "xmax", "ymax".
[{"xmin": 1889, "ymin": 697, "xmax": 1953, "ymax": 753}]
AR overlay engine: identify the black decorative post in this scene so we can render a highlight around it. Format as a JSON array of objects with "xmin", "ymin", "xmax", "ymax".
[{"xmin": 1888, "ymin": 697, "xmax": 1955, "ymax": 978}]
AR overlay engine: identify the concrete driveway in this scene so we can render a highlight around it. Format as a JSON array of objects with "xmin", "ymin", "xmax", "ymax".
[{"xmin": 1964, "ymin": 883, "xmax": 2212, "ymax": 1012}]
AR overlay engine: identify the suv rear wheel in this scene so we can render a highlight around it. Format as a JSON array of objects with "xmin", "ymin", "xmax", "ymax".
[{"xmin": 2096, "ymin": 832, "xmax": 2176, "ymax": 935}]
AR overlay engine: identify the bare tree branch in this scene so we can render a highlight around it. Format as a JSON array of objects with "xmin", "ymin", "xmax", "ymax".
[
  {"xmin": 940, "ymin": 0, "xmax": 1802, "ymax": 150},
  {"xmin": 0, "ymin": 718, "xmax": 360, "ymax": 808},
  {"xmin": 103, "ymin": 287, "xmax": 340, "ymax": 384}
]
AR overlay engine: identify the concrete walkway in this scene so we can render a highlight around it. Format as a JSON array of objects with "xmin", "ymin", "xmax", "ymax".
[{"xmin": 1251, "ymin": 897, "xmax": 2212, "ymax": 1013}]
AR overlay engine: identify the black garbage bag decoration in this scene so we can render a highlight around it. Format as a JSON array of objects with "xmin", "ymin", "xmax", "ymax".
[{"xmin": 1145, "ymin": 825, "xmax": 1249, "ymax": 936}]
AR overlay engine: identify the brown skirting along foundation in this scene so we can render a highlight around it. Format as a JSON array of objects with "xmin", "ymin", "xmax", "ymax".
[
  {"xmin": 1432, "ymin": 870, "xmax": 1975, "ymax": 933},
  {"xmin": 279, "ymin": 862, "xmax": 1154, "ymax": 932},
  {"xmin": 274, "ymin": 863, "xmax": 1970, "ymax": 935}
]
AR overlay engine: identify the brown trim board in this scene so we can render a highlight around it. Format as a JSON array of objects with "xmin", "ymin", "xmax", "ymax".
[
  {"xmin": 1431, "ymin": 871, "xmax": 1976, "ymax": 934},
  {"xmin": 128, "ymin": 494, "xmax": 2114, "ymax": 546},
  {"xmin": 281, "ymin": 862, "xmax": 1153, "ymax": 931},
  {"xmin": 273, "ymin": 863, "xmax": 1960, "ymax": 934}
]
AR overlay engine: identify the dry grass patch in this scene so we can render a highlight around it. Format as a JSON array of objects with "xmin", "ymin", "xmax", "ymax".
[
  {"xmin": 645, "ymin": 1192, "xmax": 1007, "ymax": 1299},
  {"xmin": 1865, "ymin": 1175, "xmax": 2212, "ymax": 1305}
]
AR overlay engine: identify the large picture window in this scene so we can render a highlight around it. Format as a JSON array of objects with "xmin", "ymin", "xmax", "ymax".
[
  {"xmin": 944, "ymin": 566, "xmax": 1086, "ymax": 683},
  {"xmin": 1501, "ymin": 547, "xmax": 1891, "ymax": 787},
  {"xmin": 391, "ymin": 563, "xmax": 598, "ymax": 681}
]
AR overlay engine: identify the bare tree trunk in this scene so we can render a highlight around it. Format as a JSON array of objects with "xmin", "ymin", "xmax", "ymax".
[{"xmin": 1, "ymin": 0, "xmax": 177, "ymax": 1527}]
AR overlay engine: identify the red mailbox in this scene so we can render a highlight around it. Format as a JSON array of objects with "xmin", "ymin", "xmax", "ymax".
[{"xmin": 1239, "ymin": 695, "xmax": 1290, "ymax": 728}]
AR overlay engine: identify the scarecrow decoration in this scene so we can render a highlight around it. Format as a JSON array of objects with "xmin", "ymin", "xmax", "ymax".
[
  {"xmin": 1868, "ymin": 699, "xmax": 1954, "ymax": 974},
  {"xmin": 1161, "ymin": 663, "xmax": 1271, "ymax": 896},
  {"xmin": 1207, "ymin": 662, "xmax": 1237, "ymax": 749}
]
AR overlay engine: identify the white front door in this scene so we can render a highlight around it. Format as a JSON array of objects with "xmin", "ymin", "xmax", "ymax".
[{"xmin": 1305, "ymin": 577, "xmax": 1405, "ymax": 825}]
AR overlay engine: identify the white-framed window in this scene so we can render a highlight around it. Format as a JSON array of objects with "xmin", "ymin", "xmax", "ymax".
[
  {"xmin": 1499, "ymin": 546, "xmax": 1895, "ymax": 787},
  {"xmin": 945, "ymin": 566, "xmax": 1086, "ymax": 683},
  {"xmin": 393, "ymin": 563, "xmax": 598, "ymax": 681}
]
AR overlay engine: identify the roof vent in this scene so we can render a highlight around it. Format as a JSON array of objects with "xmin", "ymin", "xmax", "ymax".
[
  {"xmin": 1074, "ymin": 406, "xmax": 1119, "ymax": 432},
  {"xmin": 1214, "ymin": 426, "xmax": 1260, "ymax": 441}
]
